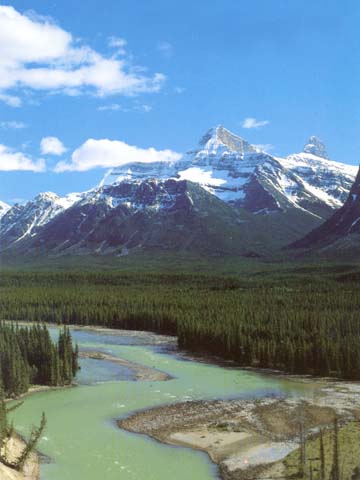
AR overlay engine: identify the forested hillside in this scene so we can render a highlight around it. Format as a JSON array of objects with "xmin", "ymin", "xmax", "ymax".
[
  {"xmin": 1, "ymin": 270, "xmax": 360, "ymax": 380},
  {"xmin": 0, "ymin": 323, "xmax": 79, "ymax": 398}
]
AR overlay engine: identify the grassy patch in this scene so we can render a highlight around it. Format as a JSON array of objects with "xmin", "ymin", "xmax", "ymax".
[{"xmin": 284, "ymin": 422, "xmax": 360, "ymax": 479}]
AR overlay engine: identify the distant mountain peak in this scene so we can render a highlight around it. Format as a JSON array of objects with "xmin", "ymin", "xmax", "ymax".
[
  {"xmin": 34, "ymin": 192, "xmax": 60, "ymax": 203},
  {"xmin": 199, "ymin": 125, "xmax": 258, "ymax": 154},
  {"xmin": 0, "ymin": 199, "xmax": 10, "ymax": 219},
  {"xmin": 303, "ymin": 136, "xmax": 329, "ymax": 159},
  {"xmin": 291, "ymin": 166, "xmax": 360, "ymax": 250}
]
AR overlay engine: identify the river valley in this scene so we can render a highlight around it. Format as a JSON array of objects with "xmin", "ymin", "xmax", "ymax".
[{"xmin": 8, "ymin": 327, "xmax": 338, "ymax": 480}]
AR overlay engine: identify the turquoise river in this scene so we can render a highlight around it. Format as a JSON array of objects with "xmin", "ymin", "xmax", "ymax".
[{"xmin": 10, "ymin": 327, "xmax": 313, "ymax": 480}]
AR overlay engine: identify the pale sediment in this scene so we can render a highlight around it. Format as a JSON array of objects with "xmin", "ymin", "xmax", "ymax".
[
  {"xmin": 0, "ymin": 434, "xmax": 39, "ymax": 480},
  {"xmin": 118, "ymin": 379, "xmax": 360, "ymax": 480},
  {"xmin": 79, "ymin": 351, "xmax": 172, "ymax": 381}
]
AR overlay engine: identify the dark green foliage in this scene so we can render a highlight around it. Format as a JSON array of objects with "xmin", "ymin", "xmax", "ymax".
[
  {"xmin": 0, "ymin": 390, "xmax": 8, "ymax": 450},
  {"xmin": 320, "ymin": 429, "xmax": 325, "ymax": 480},
  {"xmin": 352, "ymin": 467, "xmax": 360, "ymax": 480},
  {"xmin": 0, "ymin": 322, "xmax": 79, "ymax": 398},
  {"xmin": 1, "ymin": 270, "xmax": 360, "ymax": 379}
]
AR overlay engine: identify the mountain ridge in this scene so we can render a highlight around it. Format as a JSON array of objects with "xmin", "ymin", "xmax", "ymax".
[
  {"xmin": 1, "ymin": 126, "xmax": 357, "ymax": 257},
  {"xmin": 291, "ymin": 166, "xmax": 360, "ymax": 252}
]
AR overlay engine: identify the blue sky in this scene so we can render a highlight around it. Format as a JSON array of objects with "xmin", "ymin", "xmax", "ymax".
[{"xmin": 0, "ymin": 0, "xmax": 359, "ymax": 204}]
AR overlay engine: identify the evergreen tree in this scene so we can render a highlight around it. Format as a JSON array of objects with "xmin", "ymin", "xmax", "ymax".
[
  {"xmin": 319, "ymin": 429, "xmax": 325, "ymax": 480},
  {"xmin": 0, "ymin": 322, "xmax": 79, "ymax": 398},
  {"xmin": 331, "ymin": 418, "xmax": 340, "ymax": 480}
]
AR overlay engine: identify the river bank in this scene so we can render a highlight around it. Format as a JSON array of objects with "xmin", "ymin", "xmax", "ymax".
[
  {"xmin": 0, "ymin": 434, "xmax": 39, "ymax": 480},
  {"xmin": 79, "ymin": 351, "xmax": 172, "ymax": 381},
  {"xmin": 7, "ymin": 324, "xmax": 360, "ymax": 480},
  {"xmin": 119, "ymin": 378, "xmax": 360, "ymax": 480}
]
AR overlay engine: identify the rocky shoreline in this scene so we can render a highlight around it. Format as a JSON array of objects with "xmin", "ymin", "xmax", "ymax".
[
  {"xmin": 0, "ymin": 434, "xmax": 39, "ymax": 480},
  {"xmin": 118, "ymin": 379, "xmax": 360, "ymax": 480}
]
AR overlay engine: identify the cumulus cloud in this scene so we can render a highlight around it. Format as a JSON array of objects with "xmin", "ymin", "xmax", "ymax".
[
  {"xmin": 0, "ymin": 121, "xmax": 27, "ymax": 129},
  {"xmin": 54, "ymin": 138, "xmax": 182, "ymax": 172},
  {"xmin": 40, "ymin": 136, "xmax": 67, "ymax": 156},
  {"xmin": 0, "ymin": 144, "xmax": 45, "ymax": 171},
  {"xmin": 0, "ymin": 6, "xmax": 166, "ymax": 106},
  {"xmin": 242, "ymin": 117, "xmax": 269, "ymax": 129}
]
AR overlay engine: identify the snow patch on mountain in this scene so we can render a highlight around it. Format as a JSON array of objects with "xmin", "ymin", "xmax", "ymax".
[
  {"xmin": 0, "ymin": 190, "xmax": 82, "ymax": 246},
  {"xmin": 2, "ymin": 126, "xmax": 357, "ymax": 253},
  {"xmin": 0, "ymin": 200, "xmax": 10, "ymax": 219},
  {"xmin": 96, "ymin": 126, "xmax": 356, "ymax": 218},
  {"xmin": 281, "ymin": 153, "xmax": 357, "ymax": 208},
  {"xmin": 195, "ymin": 125, "xmax": 259, "ymax": 155}
]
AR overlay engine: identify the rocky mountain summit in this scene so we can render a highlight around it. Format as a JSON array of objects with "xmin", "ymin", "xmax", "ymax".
[{"xmin": 1, "ymin": 126, "xmax": 357, "ymax": 257}]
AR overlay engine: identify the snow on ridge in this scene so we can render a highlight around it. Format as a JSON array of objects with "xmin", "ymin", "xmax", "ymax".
[
  {"xmin": 0, "ymin": 200, "xmax": 10, "ymax": 219},
  {"xmin": 96, "ymin": 127, "xmax": 357, "ymax": 215},
  {"xmin": 0, "ymin": 190, "xmax": 83, "ymax": 243},
  {"xmin": 282, "ymin": 152, "xmax": 357, "ymax": 176},
  {"xmin": 55, "ymin": 192, "xmax": 83, "ymax": 209},
  {"xmin": 198, "ymin": 125, "xmax": 259, "ymax": 155},
  {"xmin": 4, "ymin": 127, "xmax": 358, "ymax": 236}
]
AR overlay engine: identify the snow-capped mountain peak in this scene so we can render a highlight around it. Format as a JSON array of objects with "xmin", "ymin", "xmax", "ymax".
[
  {"xmin": 0, "ymin": 200, "xmax": 10, "ymax": 219},
  {"xmin": 303, "ymin": 136, "xmax": 329, "ymax": 159},
  {"xmin": 1, "ymin": 126, "xmax": 357, "ymax": 255},
  {"xmin": 34, "ymin": 191, "xmax": 61, "ymax": 204},
  {"xmin": 0, "ymin": 190, "xmax": 82, "ymax": 248},
  {"xmin": 99, "ymin": 127, "xmax": 356, "ymax": 219},
  {"xmin": 197, "ymin": 125, "xmax": 259, "ymax": 155}
]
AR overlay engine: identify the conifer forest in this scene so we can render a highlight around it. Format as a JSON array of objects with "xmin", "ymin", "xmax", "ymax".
[{"xmin": 1, "ymin": 269, "xmax": 360, "ymax": 380}]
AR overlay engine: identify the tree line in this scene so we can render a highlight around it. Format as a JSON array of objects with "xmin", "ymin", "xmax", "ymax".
[
  {"xmin": 0, "ymin": 322, "xmax": 78, "ymax": 473},
  {"xmin": 0, "ymin": 322, "xmax": 79, "ymax": 398},
  {"xmin": 1, "ymin": 270, "xmax": 360, "ymax": 379}
]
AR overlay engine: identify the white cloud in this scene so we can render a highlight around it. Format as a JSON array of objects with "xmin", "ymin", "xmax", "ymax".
[
  {"xmin": 0, "ymin": 144, "xmax": 45, "ymax": 171},
  {"xmin": 174, "ymin": 86, "xmax": 185, "ymax": 94},
  {"xmin": 108, "ymin": 37, "xmax": 127, "ymax": 55},
  {"xmin": 137, "ymin": 104, "xmax": 152, "ymax": 113},
  {"xmin": 0, "ymin": 6, "xmax": 166, "ymax": 106},
  {"xmin": 40, "ymin": 136, "xmax": 67, "ymax": 156},
  {"xmin": 157, "ymin": 41, "xmax": 174, "ymax": 58},
  {"xmin": 97, "ymin": 103, "xmax": 124, "ymax": 112},
  {"xmin": 242, "ymin": 117, "xmax": 269, "ymax": 129},
  {"xmin": 0, "ymin": 121, "xmax": 27, "ymax": 129},
  {"xmin": 0, "ymin": 93, "xmax": 22, "ymax": 107},
  {"xmin": 97, "ymin": 102, "xmax": 152, "ymax": 113},
  {"xmin": 55, "ymin": 138, "xmax": 182, "ymax": 172}
]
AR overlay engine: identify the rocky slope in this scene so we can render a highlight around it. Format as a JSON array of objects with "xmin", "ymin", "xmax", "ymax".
[
  {"xmin": 291, "ymin": 166, "xmax": 360, "ymax": 251},
  {"xmin": 5, "ymin": 179, "xmax": 269, "ymax": 256},
  {"xmin": 108, "ymin": 126, "xmax": 356, "ymax": 220},
  {"xmin": 0, "ymin": 192, "xmax": 81, "ymax": 250},
  {"xmin": 1, "ymin": 126, "xmax": 356, "ymax": 256},
  {"xmin": 0, "ymin": 199, "xmax": 10, "ymax": 219}
]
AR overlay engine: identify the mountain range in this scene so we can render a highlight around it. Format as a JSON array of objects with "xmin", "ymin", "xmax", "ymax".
[
  {"xmin": 291, "ymin": 167, "xmax": 360, "ymax": 257},
  {"xmin": 0, "ymin": 126, "xmax": 358, "ymax": 258}
]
